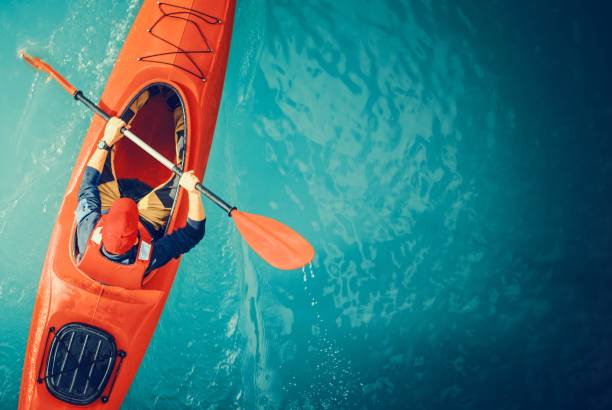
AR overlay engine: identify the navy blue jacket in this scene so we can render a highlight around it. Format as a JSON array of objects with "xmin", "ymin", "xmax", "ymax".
[{"xmin": 76, "ymin": 167, "xmax": 205, "ymax": 273}]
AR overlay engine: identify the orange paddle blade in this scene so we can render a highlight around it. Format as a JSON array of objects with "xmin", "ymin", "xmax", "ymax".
[
  {"xmin": 20, "ymin": 52, "xmax": 78, "ymax": 96},
  {"xmin": 232, "ymin": 210, "xmax": 315, "ymax": 270}
]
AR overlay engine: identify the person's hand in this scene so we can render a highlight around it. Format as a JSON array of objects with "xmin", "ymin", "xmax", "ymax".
[
  {"xmin": 179, "ymin": 170, "xmax": 200, "ymax": 194},
  {"xmin": 102, "ymin": 117, "xmax": 126, "ymax": 146}
]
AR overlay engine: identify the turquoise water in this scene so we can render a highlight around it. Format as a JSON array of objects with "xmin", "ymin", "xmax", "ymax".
[{"xmin": 2, "ymin": 0, "xmax": 612, "ymax": 408}]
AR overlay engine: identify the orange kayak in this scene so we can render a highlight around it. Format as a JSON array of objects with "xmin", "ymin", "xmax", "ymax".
[{"xmin": 19, "ymin": 1, "xmax": 235, "ymax": 408}]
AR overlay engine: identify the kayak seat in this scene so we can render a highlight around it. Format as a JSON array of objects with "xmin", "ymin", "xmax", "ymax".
[{"xmin": 97, "ymin": 84, "xmax": 186, "ymax": 239}]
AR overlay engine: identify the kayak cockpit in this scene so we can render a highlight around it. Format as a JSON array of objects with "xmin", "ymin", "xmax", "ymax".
[
  {"xmin": 73, "ymin": 83, "xmax": 187, "ymax": 287},
  {"xmin": 105, "ymin": 83, "xmax": 187, "ymax": 239}
]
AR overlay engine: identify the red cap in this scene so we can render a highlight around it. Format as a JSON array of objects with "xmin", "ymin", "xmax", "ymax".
[{"xmin": 102, "ymin": 198, "xmax": 139, "ymax": 254}]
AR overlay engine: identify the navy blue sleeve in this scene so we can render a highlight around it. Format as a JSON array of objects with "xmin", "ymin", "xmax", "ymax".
[
  {"xmin": 76, "ymin": 167, "xmax": 102, "ymax": 255},
  {"xmin": 147, "ymin": 218, "xmax": 206, "ymax": 272}
]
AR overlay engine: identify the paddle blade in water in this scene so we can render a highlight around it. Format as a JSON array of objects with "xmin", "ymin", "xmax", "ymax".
[
  {"xmin": 231, "ymin": 210, "xmax": 315, "ymax": 270},
  {"xmin": 21, "ymin": 52, "xmax": 78, "ymax": 96},
  {"xmin": 20, "ymin": 51, "xmax": 44, "ymax": 70}
]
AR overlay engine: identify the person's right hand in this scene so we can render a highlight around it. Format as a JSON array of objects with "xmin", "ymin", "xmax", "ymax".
[{"xmin": 102, "ymin": 117, "xmax": 126, "ymax": 146}]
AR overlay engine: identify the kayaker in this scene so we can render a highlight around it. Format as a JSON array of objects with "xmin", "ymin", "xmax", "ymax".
[{"xmin": 75, "ymin": 116, "xmax": 206, "ymax": 276}]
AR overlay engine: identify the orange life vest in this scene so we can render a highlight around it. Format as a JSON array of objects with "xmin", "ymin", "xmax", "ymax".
[{"xmin": 77, "ymin": 215, "xmax": 153, "ymax": 289}]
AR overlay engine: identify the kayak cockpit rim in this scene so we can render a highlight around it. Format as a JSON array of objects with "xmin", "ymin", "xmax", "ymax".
[{"xmin": 69, "ymin": 81, "xmax": 189, "ymax": 287}]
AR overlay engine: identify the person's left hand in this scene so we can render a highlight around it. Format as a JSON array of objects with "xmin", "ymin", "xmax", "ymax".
[
  {"xmin": 179, "ymin": 170, "xmax": 200, "ymax": 194},
  {"xmin": 102, "ymin": 117, "xmax": 126, "ymax": 146}
]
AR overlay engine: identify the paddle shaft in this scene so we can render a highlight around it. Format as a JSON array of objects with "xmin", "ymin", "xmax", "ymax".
[{"xmin": 74, "ymin": 91, "xmax": 236, "ymax": 215}]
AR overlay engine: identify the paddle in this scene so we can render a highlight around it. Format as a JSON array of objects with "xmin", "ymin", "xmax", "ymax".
[{"xmin": 21, "ymin": 52, "xmax": 314, "ymax": 271}]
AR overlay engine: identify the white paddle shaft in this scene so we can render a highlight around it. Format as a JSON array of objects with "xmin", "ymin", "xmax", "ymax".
[{"xmin": 121, "ymin": 128, "xmax": 178, "ymax": 172}]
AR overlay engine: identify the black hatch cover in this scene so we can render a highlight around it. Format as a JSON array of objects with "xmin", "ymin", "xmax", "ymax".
[{"xmin": 45, "ymin": 323, "xmax": 117, "ymax": 405}]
